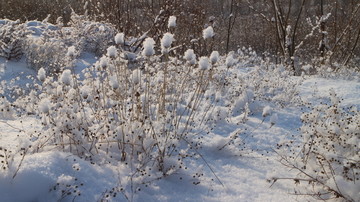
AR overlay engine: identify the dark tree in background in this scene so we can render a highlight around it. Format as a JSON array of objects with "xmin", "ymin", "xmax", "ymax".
[{"xmin": 0, "ymin": 0, "xmax": 359, "ymax": 70}]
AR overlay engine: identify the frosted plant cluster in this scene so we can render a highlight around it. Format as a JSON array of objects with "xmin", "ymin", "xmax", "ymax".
[
  {"xmin": 2, "ymin": 25, "xmax": 303, "ymax": 200},
  {"xmin": 272, "ymin": 89, "xmax": 360, "ymax": 201},
  {"xmin": 0, "ymin": 12, "xmax": 358, "ymax": 202}
]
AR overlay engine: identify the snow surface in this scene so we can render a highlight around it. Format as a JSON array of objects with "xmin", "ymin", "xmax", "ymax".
[
  {"xmin": 0, "ymin": 55, "xmax": 359, "ymax": 202},
  {"xmin": 299, "ymin": 77, "xmax": 360, "ymax": 108}
]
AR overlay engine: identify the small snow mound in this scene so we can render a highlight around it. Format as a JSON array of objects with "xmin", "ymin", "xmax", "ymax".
[
  {"xmin": 301, "ymin": 64, "xmax": 312, "ymax": 74},
  {"xmin": 262, "ymin": 106, "xmax": 272, "ymax": 117},
  {"xmin": 57, "ymin": 174, "xmax": 74, "ymax": 184},
  {"xmin": 206, "ymin": 135, "xmax": 228, "ymax": 150}
]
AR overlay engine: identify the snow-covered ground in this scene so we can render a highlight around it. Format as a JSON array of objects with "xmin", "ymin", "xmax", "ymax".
[{"xmin": 0, "ymin": 54, "xmax": 359, "ymax": 202}]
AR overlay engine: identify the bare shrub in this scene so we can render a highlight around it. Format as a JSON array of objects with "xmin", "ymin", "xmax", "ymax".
[{"xmin": 272, "ymin": 90, "xmax": 360, "ymax": 201}]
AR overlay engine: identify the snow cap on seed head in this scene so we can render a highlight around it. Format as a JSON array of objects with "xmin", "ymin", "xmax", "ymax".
[
  {"xmin": 60, "ymin": 69, "xmax": 72, "ymax": 86},
  {"xmin": 37, "ymin": 68, "xmax": 46, "ymax": 82},
  {"xmin": 203, "ymin": 26, "xmax": 214, "ymax": 40},
  {"xmin": 66, "ymin": 46, "xmax": 76, "ymax": 57},
  {"xmin": 107, "ymin": 46, "xmax": 117, "ymax": 58},
  {"xmin": 168, "ymin": 16, "xmax": 176, "ymax": 28},
  {"xmin": 161, "ymin": 32, "xmax": 174, "ymax": 49},
  {"xmin": 262, "ymin": 106, "xmax": 272, "ymax": 117},
  {"xmin": 226, "ymin": 51, "xmax": 237, "ymax": 67},
  {"xmin": 210, "ymin": 51, "xmax": 220, "ymax": 64},
  {"xmin": 199, "ymin": 56, "xmax": 210, "ymax": 70},
  {"xmin": 184, "ymin": 49, "xmax": 196, "ymax": 65},
  {"xmin": 115, "ymin": 33, "xmax": 125, "ymax": 45},
  {"xmin": 99, "ymin": 56, "xmax": 108, "ymax": 68},
  {"xmin": 142, "ymin": 37, "xmax": 156, "ymax": 57}
]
